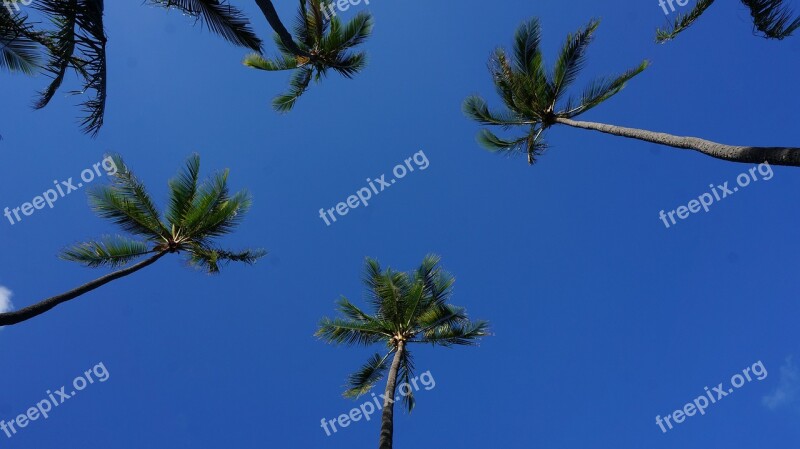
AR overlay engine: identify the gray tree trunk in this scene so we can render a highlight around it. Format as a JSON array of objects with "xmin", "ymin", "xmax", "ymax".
[
  {"xmin": 378, "ymin": 341, "xmax": 405, "ymax": 449},
  {"xmin": 555, "ymin": 117, "xmax": 800, "ymax": 166},
  {"xmin": 0, "ymin": 251, "xmax": 166, "ymax": 326}
]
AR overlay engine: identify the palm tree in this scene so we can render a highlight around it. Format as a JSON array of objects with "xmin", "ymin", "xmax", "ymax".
[
  {"xmin": 656, "ymin": 0, "xmax": 800, "ymax": 43},
  {"xmin": 0, "ymin": 154, "xmax": 265, "ymax": 326},
  {"xmin": 244, "ymin": 0, "xmax": 373, "ymax": 112},
  {"xmin": 316, "ymin": 255, "xmax": 490, "ymax": 449},
  {"xmin": 464, "ymin": 18, "xmax": 800, "ymax": 166},
  {"xmin": 4, "ymin": 0, "xmax": 262, "ymax": 135}
]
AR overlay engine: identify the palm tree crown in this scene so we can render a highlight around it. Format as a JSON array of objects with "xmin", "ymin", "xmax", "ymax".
[
  {"xmin": 316, "ymin": 256, "xmax": 488, "ymax": 448},
  {"xmin": 0, "ymin": 154, "xmax": 264, "ymax": 326},
  {"xmin": 62, "ymin": 154, "xmax": 265, "ymax": 273},
  {"xmin": 244, "ymin": 0, "xmax": 373, "ymax": 112},
  {"xmin": 464, "ymin": 18, "xmax": 648, "ymax": 164}
]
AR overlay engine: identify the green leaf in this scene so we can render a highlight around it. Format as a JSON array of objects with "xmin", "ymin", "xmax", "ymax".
[
  {"xmin": 60, "ymin": 235, "xmax": 151, "ymax": 268},
  {"xmin": 343, "ymin": 352, "xmax": 390, "ymax": 398}
]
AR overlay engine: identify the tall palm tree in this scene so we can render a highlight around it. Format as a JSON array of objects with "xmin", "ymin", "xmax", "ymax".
[
  {"xmin": 656, "ymin": 0, "xmax": 800, "ymax": 43},
  {"xmin": 0, "ymin": 154, "xmax": 265, "ymax": 326},
  {"xmin": 464, "ymin": 18, "xmax": 800, "ymax": 166},
  {"xmin": 3, "ymin": 0, "xmax": 262, "ymax": 135},
  {"xmin": 244, "ymin": 0, "xmax": 373, "ymax": 112},
  {"xmin": 316, "ymin": 255, "xmax": 490, "ymax": 449}
]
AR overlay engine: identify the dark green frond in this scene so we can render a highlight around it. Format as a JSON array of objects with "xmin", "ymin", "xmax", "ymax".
[
  {"xmin": 33, "ymin": 0, "xmax": 107, "ymax": 135},
  {"xmin": 512, "ymin": 18, "xmax": 542, "ymax": 76},
  {"xmin": 560, "ymin": 60, "xmax": 649, "ymax": 118},
  {"xmin": 187, "ymin": 189, "xmax": 252, "ymax": 240},
  {"xmin": 655, "ymin": 0, "xmax": 715, "ymax": 42},
  {"xmin": 343, "ymin": 352, "xmax": 390, "ymax": 398},
  {"xmin": 166, "ymin": 154, "xmax": 201, "ymax": 227},
  {"xmin": 323, "ymin": 11, "xmax": 373, "ymax": 51},
  {"xmin": 336, "ymin": 297, "xmax": 376, "ymax": 323},
  {"xmin": 33, "ymin": 0, "xmax": 79, "ymax": 110},
  {"xmin": 101, "ymin": 155, "xmax": 168, "ymax": 237},
  {"xmin": 186, "ymin": 244, "xmax": 266, "ymax": 274},
  {"xmin": 397, "ymin": 349, "xmax": 416, "ymax": 412},
  {"xmin": 419, "ymin": 320, "xmax": 490, "ymax": 347},
  {"xmin": 316, "ymin": 317, "xmax": 390, "ymax": 346},
  {"xmin": 329, "ymin": 51, "xmax": 367, "ymax": 78},
  {"xmin": 0, "ymin": 11, "xmax": 41, "ymax": 74},
  {"xmin": 463, "ymin": 95, "xmax": 530, "ymax": 127},
  {"xmin": 60, "ymin": 235, "xmax": 152, "ymax": 268},
  {"xmin": 743, "ymin": 0, "xmax": 800, "ymax": 38},
  {"xmin": 243, "ymin": 52, "xmax": 300, "ymax": 71},
  {"xmin": 147, "ymin": 0, "xmax": 262, "ymax": 51},
  {"xmin": 272, "ymin": 66, "xmax": 312, "ymax": 112},
  {"xmin": 181, "ymin": 169, "xmax": 229, "ymax": 235},
  {"xmin": 416, "ymin": 304, "xmax": 469, "ymax": 334},
  {"xmin": 549, "ymin": 18, "xmax": 600, "ymax": 102}
]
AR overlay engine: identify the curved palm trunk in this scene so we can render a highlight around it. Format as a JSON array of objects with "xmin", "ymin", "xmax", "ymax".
[
  {"xmin": 554, "ymin": 117, "xmax": 800, "ymax": 167},
  {"xmin": 379, "ymin": 340, "xmax": 405, "ymax": 449},
  {"xmin": 0, "ymin": 251, "xmax": 166, "ymax": 326},
  {"xmin": 253, "ymin": 0, "xmax": 309, "ymax": 57}
]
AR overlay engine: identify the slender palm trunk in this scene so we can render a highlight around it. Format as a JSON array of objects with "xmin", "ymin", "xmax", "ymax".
[
  {"xmin": 253, "ymin": 0, "xmax": 309, "ymax": 57},
  {"xmin": 0, "ymin": 251, "xmax": 166, "ymax": 326},
  {"xmin": 378, "ymin": 340, "xmax": 405, "ymax": 449},
  {"xmin": 554, "ymin": 117, "xmax": 800, "ymax": 167}
]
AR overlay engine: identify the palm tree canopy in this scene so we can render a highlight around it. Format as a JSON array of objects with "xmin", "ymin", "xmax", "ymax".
[
  {"xmin": 656, "ymin": 0, "xmax": 800, "ymax": 43},
  {"xmin": 316, "ymin": 255, "xmax": 489, "ymax": 411},
  {"xmin": 463, "ymin": 18, "xmax": 648, "ymax": 164},
  {"xmin": 243, "ymin": 0, "xmax": 373, "ymax": 112},
  {"xmin": 61, "ymin": 154, "xmax": 266, "ymax": 274}
]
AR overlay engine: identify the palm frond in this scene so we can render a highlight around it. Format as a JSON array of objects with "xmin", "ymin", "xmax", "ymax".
[
  {"xmin": 32, "ymin": 0, "xmax": 78, "ymax": 109},
  {"xmin": 549, "ymin": 18, "xmax": 600, "ymax": 103},
  {"xmin": 181, "ymin": 169, "xmax": 230, "ymax": 235},
  {"xmin": 512, "ymin": 18, "xmax": 542, "ymax": 76},
  {"xmin": 272, "ymin": 66, "xmax": 312, "ymax": 112},
  {"xmin": 323, "ymin": 11, "xmax": 372, "ymax": 51},
  {"xmin": 316, "ymin": 317, "xmax": 390, "ymax": 346},
  {"xmin": 396, "ymin": 349, "xmax": 416, "ymax": 412},
  {"xmin": 462, "ymin": 95, "xmax": 529, "ymax": 127},
  {"xmin": 147, "ymin": 0, "xmax": 262, "ymax": 51},
  {"xmin": 329, "ymin": 51, "xmax": 366, "ymax": 78},
  {"xmin": 186, "ymin": 245, "xmax": 266, "ymax": 273},
  {"xmin": 34, "ymin": 0, "xmax": 107, "ymax": 136},
  {"xmin": 0, "ymin": 10, "xmax": 41, "ymax": 74},
  {"xmin": 189, "ymin": 190, "xmax": 253, "ymax": 240},
  {"xmin": 243, "ymin": 52, "xmax": 300, "ymax": 71},
  {"xmin": 419, "ymin": 320, "xmax": 490, "ymax": 347},
  {"xmin": 336, "ymin": 297, "xmax": 376, "ymax": 323},
  {"xmin": 416, "ymin": 304, "xmax": 469, "ymax": 335},
  {"xmin": 343, "ymin": 352, "xmax": 391, "ymax": 398},
  {"xmin": 560, "ymin": 60, "xmax": 649, "ymax": 118},
  {"xmin": 743, "ymin": 0, "xmax": 800, "ymax": 38},
  {"xmin": 103, "ymin": 155, "xmax": 168, "ymax": 236},
  {"xmin": 655, "ymin": 0, "xmax": 716, "ymax": 42},
  {"xmin": 73, "ymin": 0, "xmax": 106, "ymax": 136},
  {"xmin": 60, "ymin": 235, "xmax": 152, "ymax": 268},
  {"xmin": 166, "ymin": 154, "xmax": 201, "ymax": 227}
]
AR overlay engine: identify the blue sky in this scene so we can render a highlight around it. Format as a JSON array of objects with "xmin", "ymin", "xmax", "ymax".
[{"xmin": 1, "ymin": 0, "xmax": 800, "ymax": 447}]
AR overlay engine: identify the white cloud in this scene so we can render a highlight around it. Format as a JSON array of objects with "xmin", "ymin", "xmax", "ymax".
[
  {"xmin": 0, "ymin": 286, "xmax": 12, "ymax": 330},
  {"xmin": 0, "ymin": 286, "xmax": 12, "ymax": 314},
  {"xmin": 763, "ymin": 357, "xmax": 800, "ymax": 410}
]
